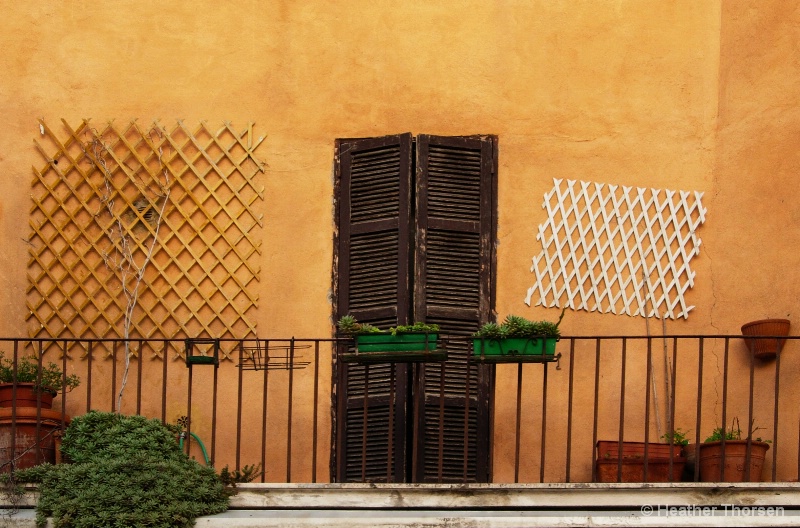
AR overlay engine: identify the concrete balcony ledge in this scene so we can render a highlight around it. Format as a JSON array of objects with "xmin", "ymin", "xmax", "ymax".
[
  {"xmin": 229, "ymin": 482, "xmax": 800, "ymax": 509},
  {"xmin": 8, "ymin": 483, "xmax": 800, "ymax": 527}
]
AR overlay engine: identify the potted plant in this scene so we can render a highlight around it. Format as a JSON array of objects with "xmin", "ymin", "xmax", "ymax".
[
  {"xmin": 740, "ymin": 319, "xmax": 790, "ymax": 360},
  {"xmin": 0, "ymin": 352, "xmax": 80, "ymax": 409},
  {"xmin": 0, "ymin": 352, "xmax": 79, "ymax": 471},
  {"xmin": 337, "ymin": 315, "xmax": 444, "ymax": 363},
  {"xmin": 471, "ymin": 309, "xmax": 565, "ymax": 363},
  {"xmin": 595, "ymin": 429, "xmax": 688, "ymax": 483},
  {"xmin": 698, "ymin": 419, "xmax": 770, "ymax": 482}
]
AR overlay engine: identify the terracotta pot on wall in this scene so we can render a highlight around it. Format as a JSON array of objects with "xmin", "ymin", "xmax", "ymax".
[{"xmin": 741, "ymin": 319, "xmax": 790, "ymax": 360}]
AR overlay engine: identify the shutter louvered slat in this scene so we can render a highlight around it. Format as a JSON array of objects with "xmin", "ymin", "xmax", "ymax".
[{"xmin": 426, "ymin": 231, "xmax": 481, "ymax": 308}]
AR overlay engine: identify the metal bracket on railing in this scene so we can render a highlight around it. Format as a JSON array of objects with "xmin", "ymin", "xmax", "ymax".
[
  {"xmin": 184, "ymin": 338, "xmax": 220, "ymax": 368},
  {"xmin": 238, "ymin": 339, "xmax": 311, "ymax": 371}
]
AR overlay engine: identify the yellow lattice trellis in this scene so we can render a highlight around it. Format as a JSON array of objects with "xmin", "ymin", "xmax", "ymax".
[{"xmin": 27, "ymin": 119, "xmax": 266, "ymax": 358}]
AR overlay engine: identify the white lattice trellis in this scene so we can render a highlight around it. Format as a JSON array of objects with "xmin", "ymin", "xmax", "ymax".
[{"xmin": 524, "ymin": 178, "xmax": 707, "ymax": 320}]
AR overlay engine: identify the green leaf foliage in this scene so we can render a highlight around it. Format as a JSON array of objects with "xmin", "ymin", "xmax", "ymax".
[
  {"xmin": 389, "ymin": 322, "xmax": 439, "ymax": 335},
  {"xmin": 337, "ymin": 315, "xmax": 437, "ymax": 335},
  {"xmin": 31, "ymin": 411, "xmax": 228, "ymax": 528}
]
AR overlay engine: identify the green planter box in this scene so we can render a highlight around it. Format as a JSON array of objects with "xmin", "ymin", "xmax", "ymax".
[
  {"xmin": 341, "ymin": 333, "xmax": 445, "ymax": 363},
  {"xmin": 472, "ymin": 337, "xmax": 558, "ymax": 363}
]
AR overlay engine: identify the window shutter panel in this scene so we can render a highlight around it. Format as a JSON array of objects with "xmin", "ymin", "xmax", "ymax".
[
  {"xmin": 334, "ymin": 134, "xmax": 413, "ymax": 482},
  {"xmin": 412, "ymin": 134, "xmax": 497, "ymax": 482}
]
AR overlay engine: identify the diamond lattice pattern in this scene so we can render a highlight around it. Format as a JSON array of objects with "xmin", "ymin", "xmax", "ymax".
[
  {"xmin": 525, "ymin": 178, "xmax": 706, "ymax": 320},
  {"xmin": 27, "ymin": 120, "xmax": 265, "ymax": 356}
]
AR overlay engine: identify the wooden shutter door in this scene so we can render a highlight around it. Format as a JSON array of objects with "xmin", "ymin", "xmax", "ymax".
[
  {"xmin": 412, "ymin": 135, "xmax": 497, "ymax": 482},
  {"xmin": 333, "ymin": 134, "xmax": 413, "ymax": 482}
]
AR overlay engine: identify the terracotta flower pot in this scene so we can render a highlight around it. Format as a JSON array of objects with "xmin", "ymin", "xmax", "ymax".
[
  {"xmin": 741, "ymin": 319, "xmax": 790, "ymax": 360},
  {"xmin": 595, "ymin": 441, "xmax": 685, "ymax": 483},
  {"xmin": 0, "ymin": 406, "xmax": 68, "ymax": 471},
  {"xmin": 698, "ymin": 440, "xmax": 770, "ymax": 482},
  {"xmin": 0, "ymin": 383, "xmax": 55, "ymax": 409}
]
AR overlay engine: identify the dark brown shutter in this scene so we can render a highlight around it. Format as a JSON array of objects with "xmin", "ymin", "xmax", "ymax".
[
  {"xmin": 333, "ymin": 134, "xmax": 413, "ymax": 482},
  {"xmin": 412, "ymin": 134, "xmax": 497, "ymax": 482}
]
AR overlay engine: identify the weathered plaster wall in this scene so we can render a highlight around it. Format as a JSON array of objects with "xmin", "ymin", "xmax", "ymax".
[{"xmin": 1, "ymin": 1, "xmax": 797, "ymax": 482}]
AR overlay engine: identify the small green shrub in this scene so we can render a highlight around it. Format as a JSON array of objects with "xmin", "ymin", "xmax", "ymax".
[
  {"xmin": 31, "ymin": 411, "xmax": 228, "ymax": 528},
  {"xmin": 704, "ymin": 418, "xmax": 771, "ymax": 444},
  {"xmin": 218, "ymin": 463, "xmax": 263, "ymax": 487},
  {"xmin": 661, "ymin": 428, "xmax": 690, "ymax": 446}
]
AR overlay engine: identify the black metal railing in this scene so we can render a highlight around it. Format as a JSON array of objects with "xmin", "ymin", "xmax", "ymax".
[{"xmin": 0, "ymin": 334, "xmax": 795, "ymax": 484}]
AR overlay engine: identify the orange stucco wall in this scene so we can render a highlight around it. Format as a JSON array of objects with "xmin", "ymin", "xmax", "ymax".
[{"xmin": 1, "ymin": 1, "xmax": 799, "ymax": 482}]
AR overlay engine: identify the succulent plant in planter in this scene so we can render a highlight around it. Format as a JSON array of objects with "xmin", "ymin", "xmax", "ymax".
[
  {"xmin": 336, "ymin": 315, "xmax": 443, "ymax": 363},
  {"xmin": 472, "ymin": 309, "xmax": 566, "ymax": 363}
]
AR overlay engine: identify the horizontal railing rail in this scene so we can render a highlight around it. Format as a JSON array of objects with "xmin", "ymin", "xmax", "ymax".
[{"xmin": 0, "ymin": 334, "xmax": 795, "ymax": 484}]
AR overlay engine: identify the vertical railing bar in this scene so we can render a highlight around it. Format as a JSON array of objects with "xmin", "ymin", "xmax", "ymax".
[
  {"xmin": 512, "ymin": 364, "xmax": 522, "ymax": 484},
  {"xmin": 260, "ymin": 339, "xmax": 270, "ymax": 483},
  {"xmin": 34, "ymin": 342, "xmax": 43, "ymax": 465},
  {"xmin": 668, "ymin": 337, "xmax": 678, "ymax": 481},
  {"xmin": 616, "ymin": 338, "xmax": 627, "ymax": 482},
  {"xmin": 9, "ymin": 341, "xmax": 18, "ymax": 472},
  {"xmin": 693, "ymin": 338, "xmax": 704, "ymax": 482},
  {"xmin": 772, "ymin": 345, "xmax": 781, "ymax": 482},
  {"xmin": 514, "ymin": 362, "xmax": 523, "ymax": 483},
  {"xmin": 745, "ymin": 335, "xmax": 757, "ymax": 482},
  {"xmin": 286, "ymin": 338, "xmax": 295, "ymax": 483},
  {"xmin": 186, "ymin": 344, "xmax": 194, "ymax": 458},
  {"xmin": 161, "ymin": 342, "xmax": 168, "ymax": 424},
  {"xmin": 86, "ymin": 341, "xmax": 93, "ymax": 412},
  {"xmin": 312, "ymin": 341, "xmax": 320, "ymax": 483},
  {"xmin": 463, "ymin": 356, "xmax": 472, "ymax": 483},
  {"xmin": 60, "ymin": 339, "xmax": 68, "ymax": 439},
  {"xmin": 591, "ymin": 338, "xmax": 601, "ymax": 483},
  {"xmin": 387, "ymin": 363, "xmax": 395, "ymax": 483},
  {"xmin": 539, "ymin": 360, "xmax": 549, "ymax": 483},
  {"xmin": 361, "ymin": 365, "xmax": 369, "ymax": 482},
  {"xmin": 721, "ymin": 337, "xmax": 730, "ymax": 480},
  {"xmin": 235, "ymin": 340, "xmax": 244, "ymax": 470},
  {"xmin": 111, "ymin": 341, "xmax": 118, "ymax": 411},
  {"xmin": 565, "ymin": 338, "xmax": 576, "ymax": 483},
  {"xmin": 437, "ymin": 361, "xmax": 445, "ymax": 482},
  {"xmin": 210, "ymin": 340, "xmax": 220, "ymax": 468},
  {"xmin": 411, "ymin": 365, "xmax": 421, "ymax": 482},
  {"xmin": 260, "ymin": 338, "xmax": 269, "ymax": 482},
  {"xmin": 643, "ymin": 337, "xmax": 652, "ymax": 482},
  {"xmin": 136, "ymin": 339, "xmax": 143, "ymax": 415}
]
